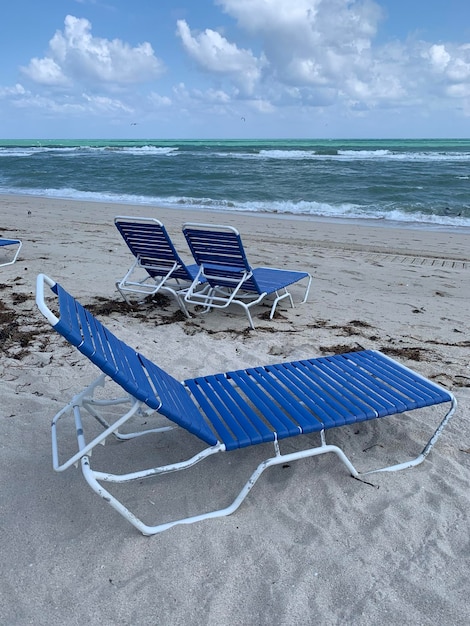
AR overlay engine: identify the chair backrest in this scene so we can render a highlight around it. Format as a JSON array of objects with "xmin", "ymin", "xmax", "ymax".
[
  {"xmin": 183, "ymin": 223, "xmax": 260, "ymax": 292},
  {"xmin": 115, "ymin": 216, "xmax": 194, "ymax": 281},
  {"xmin": 42, "ymin": 277, "xmax": 218, "ymax": 445}
]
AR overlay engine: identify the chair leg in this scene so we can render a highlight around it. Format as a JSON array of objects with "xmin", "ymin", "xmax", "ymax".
[
  {"xmin": 359, "ymin": 397, "xmax": 457, "ymax": 475},
  {"xmin": 300, "ymin": 274, "xmax": 312, "ymax": 304},
  {"xmin": 57, "ymin": 396, "xmax": 456, "ymax": 536},
  {"xmin": 52, "ymin": 374, "xmax": 177, "ymax": 472},
  {"xmin": 269, "ymin": 289, "xmax": 294, "ymax": 320},
  {"xmin": 0, "ymin": 240, "xmax": 22, "ymax": 267},
  {"xmin": 78, "ymin": 438, "xmax": 361, "ymax": 536}
]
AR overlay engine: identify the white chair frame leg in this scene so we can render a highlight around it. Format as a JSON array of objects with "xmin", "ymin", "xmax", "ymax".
[
  {"xmin": 115, "ymin": 259, "xmax": 192, "ymax": 317},
  {"xmin": 52, "ymin": 375, "xmax": 456, "ymax": 536},
  {"xmin": 0, "ymin": 239, "xmax": 22, "ymax": 267}
]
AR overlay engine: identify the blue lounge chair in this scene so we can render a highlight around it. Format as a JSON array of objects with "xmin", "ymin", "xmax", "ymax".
[
  {"xmin": 0, "ymin": 237, "xmax": 22, "ymax": 267},
  {"xmin": 115, "ymin": 216, "xmax": 204, "ymax": 316},
  {"xmin": 182, "ymin": 223, "xmax": 312, "ymax": 328},
  {"xmin": 36, "ymin": 273, "xmax": 456, "ymax": 536}
]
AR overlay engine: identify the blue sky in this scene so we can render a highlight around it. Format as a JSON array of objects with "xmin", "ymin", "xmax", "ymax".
[{"xmin": 1, "ymin": 0, "xmax": 470, "ymax": 139}]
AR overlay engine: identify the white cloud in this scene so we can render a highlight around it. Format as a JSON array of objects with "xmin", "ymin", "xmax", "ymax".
[
  {"xmin": 22, "ymin": 57, "xmax": 68, "ymax": 87},
  {"xmin": 11, "ymin": 92, "xmax": 87, "ymax": 114},
  {"xmin": 427, "ymin": 44, "xmax": 451, "ymax": 72},
  {"xmin": 81, "ymin": 93, "xmax": 133, "ymax": 112},
  {"xmin": 203, "ymin": 88, "xmax": 232, "ymax": 103},
  {"xmin": 0, "ymin": 80, "xmax": 134, "ymax": 119},
  {"xmin": 172, "ymin": 81, "xmax": 231, "ymax": 107},
  {"xmin": 0, "ymin": 83, "xmax": 27, "ymax": 97},
  {"xmin": 5, "ymin": 1, "xmax": 470, "ymax": 135},
  {"xmin": 249, "ymin": 98, "xmax": 275, "ymax": 113},
  {"xmin": 179, "ymin": 0, "xmax": 387, "ymax": 105},
  {"xmin": 148, "ymin": 92, "xmax": 172, "ymax": 107},
  {"xmin": 21, "ymin": 15, "xmax": 165, "ymax": 89},
  {"xmin": 176, "ymin": 19, "xmax": 263, "ymax": 94},
  {"xmin": 447, "ymin": 58, "xmax": 470, "ymax": 83},
  {"xmin": 421, "ymin": 42, "xmax": 470, "ymax": 106},
  {"xmin": 216, "ymin": 0, "xmax": 382, "ymax": 79},
  {"xmin": 172, "ymin": 0, "xmax": 470, "ymax": 116}
]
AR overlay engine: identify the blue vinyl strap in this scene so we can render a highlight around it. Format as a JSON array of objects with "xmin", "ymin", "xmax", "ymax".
[{"xmin": 49, "ymin": 281, "xmax": 452, "ymax": 453}]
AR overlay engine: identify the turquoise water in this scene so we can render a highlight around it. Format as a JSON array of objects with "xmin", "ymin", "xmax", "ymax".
[{"xmin": 0, "ymin": 138, "xmax": 469, "ymax": 227}]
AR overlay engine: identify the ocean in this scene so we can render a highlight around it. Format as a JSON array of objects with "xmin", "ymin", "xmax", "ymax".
[{"xmin": 1, "ymin": 138, "xmax": 469, "ymax": 229}]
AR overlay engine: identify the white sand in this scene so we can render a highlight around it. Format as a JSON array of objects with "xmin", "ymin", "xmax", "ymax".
[{"xmin": 1, "ymin": 195, "xmax": 469, "ymax": 625}]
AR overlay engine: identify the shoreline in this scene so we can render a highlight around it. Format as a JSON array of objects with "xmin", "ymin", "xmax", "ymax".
[
  {"xmin": 2, "ymin": 191, "xmax": 470, "ymax": 235},
  {"xmin": 2, "ymin": 193, "xmax": 469, "ymax": 264}
]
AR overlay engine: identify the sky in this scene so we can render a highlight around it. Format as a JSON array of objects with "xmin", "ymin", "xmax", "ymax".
[{"xmin": 1, "ymin": 0, "xmax": 470, "ymax": 139}]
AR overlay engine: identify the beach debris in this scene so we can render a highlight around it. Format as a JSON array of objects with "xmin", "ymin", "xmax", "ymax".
[
  {"xmin": 0, "ymin": 299, "xmax": 46, "ymax": 358},
  {"xmin": 380, "ymin": 346, "xmax": 427, "ymax": 361},
  {"xmin": 319, "ymin": 343, "xmax": 365, "ymax": 355}
]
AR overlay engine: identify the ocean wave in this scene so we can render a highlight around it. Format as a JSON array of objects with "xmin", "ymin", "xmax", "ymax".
[
  {"xmin": 103, "ymin": 146, "xmax": 179, "ymax": 156},
  {"xmin": 2, "ymin": 186, "xmax": 469, "ymax": 228},
  {"xmin": 381, "ymin": 151, "xmax": 470, "ymax": 162},
  {"xmin": 219, "ymin": 148, "xmax": 470, "ymax": 162},
  {"xmin": 257, "ymin": 149, "xmax": 320, "ymax": 159},
  {"xmin": 0, "ymin": 145, "xmax": 179, "ymax": 157},
  {"xmin": 0, "ymin": 146, "xmax": 82, "ymax": 157},
  {"xmin": 0, "ymin": 149, "xmax": 38, "ymax": 157},
  {"xmin": 337, "ymin": 149, "xmax": 391, "ymax": 158},
  {"xmin": 2, "ymin": 143, "xmax": 470, "ymax": 163}
]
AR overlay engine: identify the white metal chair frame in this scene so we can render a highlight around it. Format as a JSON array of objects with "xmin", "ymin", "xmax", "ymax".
[
  {"xmin": 115, "ymin": 216, "xmax": 203, "ymax": 317},
  {"xmin": 49, "ymin": 371, "xmax": 456, "ymax": 536},
  {"xmin": 183, "ymin": 223, "xmax": 312, "ymax": 328},
  {"xmin": 37, "ymin": 273, "xmax": 456, "ymax": 537},
  {"xmin": 0, "ymin": 238, "xmax": 22, "ymax": 267}
]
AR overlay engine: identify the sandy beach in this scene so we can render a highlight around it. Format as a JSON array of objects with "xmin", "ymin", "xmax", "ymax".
[{"xmin": 1, "ymin": 194, "xmax": 469, "ymax": 625}]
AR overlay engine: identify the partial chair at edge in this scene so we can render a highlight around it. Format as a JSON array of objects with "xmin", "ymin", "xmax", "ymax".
[{"xmin": 0, "ymin": 237, "xmax": 22, "ymax": 267}]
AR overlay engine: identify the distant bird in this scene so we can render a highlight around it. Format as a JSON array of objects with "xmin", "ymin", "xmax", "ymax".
[
  {"xmin": 130, "ymin": 122, "xmax": 138, "ymax": 126},
  {"xmin": 241, "ymin": 117, "xmax": 246, "ymax": 122}
]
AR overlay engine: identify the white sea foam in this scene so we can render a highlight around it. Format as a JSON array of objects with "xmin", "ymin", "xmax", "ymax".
[
  {"xmin": 113, "ymin": 146, "xmax": 179, "ymax": 156},
  {"xmin": 226, "ymin": 148, "xmax": 470, "ymax": 162},
  {"xmin": 2, "ymin": 144, "xmax": 469, "ymax": 164},
  {"xmin": 2, "ymin": 186, "xmax": 469, "ymax": 229},
  {"xmin": 337, "ymin": 149, "xmax": 391, "ymax": 158},
  {"xmin": 257, "ymin": 150, "xmax": 318, "ymax": 159},
  {"xmin": 0, "ymin": 145, "xmax": 179, "ymax": 157}
]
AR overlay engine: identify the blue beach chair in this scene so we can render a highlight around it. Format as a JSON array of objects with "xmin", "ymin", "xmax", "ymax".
[
  {"xmin": 0, "ymin": 237, "xmax": 22, "ymax": 267},
  {"xmin": 115, "ymin": 216, "xmax": 204, "ymax": 316},
  {"xmin": 182, "ymin": 223, "xmax": 312, "ymax": 328},
  {"xmin": 36, "ymin": 273, "xmax": 456, "ymax": 536}
]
